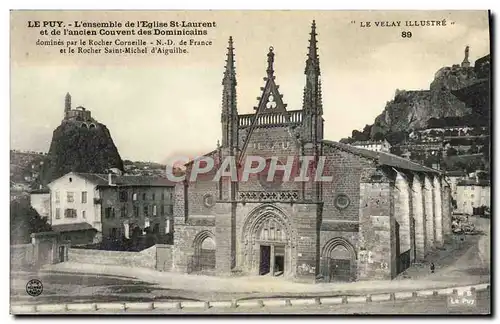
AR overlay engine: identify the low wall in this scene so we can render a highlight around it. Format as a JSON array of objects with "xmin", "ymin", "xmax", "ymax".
[
  {"xmin": 156, "ymin": 244, "xmax": 173, "ymax": 271},
  {"xmin": 11, "ymin": 244, "xmax": 34, "ymax": 269},
  {"xmin": 68, "ymin": 245, "xmax": 157, "ymax": 269}
]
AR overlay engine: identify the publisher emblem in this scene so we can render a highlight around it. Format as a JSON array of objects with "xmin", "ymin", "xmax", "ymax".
[{"xmin": 26, "ymin": 279, "xmax": 43, "ymax": 297}]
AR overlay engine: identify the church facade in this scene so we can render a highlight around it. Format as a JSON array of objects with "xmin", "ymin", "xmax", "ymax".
[{"xmin": 169, "ymin": 21, "xmax": 452, "ymax": 282}]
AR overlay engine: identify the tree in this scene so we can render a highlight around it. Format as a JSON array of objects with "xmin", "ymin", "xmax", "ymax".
[
  {"xmin": 129, "ymin": 225, "xmax": 143, "ymax": 250},
  {"xmin": 352, "ymin": 130, "xmax": 368, "ymax": 141},
  {"xmin": 10, "ymin": 198, "xmax": 51, "ymax": 245},
  {"xmin": 446, "ymin": 147, "xmax": 458, "ymax": 156},
  {"xmin": 385, "ymin": 131, "xmax": 407, "ymax": 145},
  {"xmin": 362, "ymin": 124, "xmax": 372, "ymax": 138},
  {"xmin": 373, "ymin": 132, "xmax": 385, "ymax": 141}
]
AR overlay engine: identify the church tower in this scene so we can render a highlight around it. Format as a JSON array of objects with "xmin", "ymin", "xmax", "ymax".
[
  {"xmin": 64, "ymin": 92, "xmax": 71, "ymax": 117},
  {"xmin": 220, "ymin": 37, "xmax": 238, "ymax": 152},
  {"xmin": 301, "ymin": 20, "xmax": 324, "ymax": 202}
]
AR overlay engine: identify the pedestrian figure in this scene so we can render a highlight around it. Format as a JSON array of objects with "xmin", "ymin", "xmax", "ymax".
[{"xmin": 430, "ymin": 262, "xmax": 435, "ymax": 274}]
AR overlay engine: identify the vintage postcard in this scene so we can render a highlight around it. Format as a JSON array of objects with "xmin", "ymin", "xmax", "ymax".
[{"xmin": 10, "ymin": 10, "xmax": 491, "ymax": 315}]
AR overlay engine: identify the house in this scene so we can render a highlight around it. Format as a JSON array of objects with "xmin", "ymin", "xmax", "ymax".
[
  {"xmin": 444, "ymin": 170, "xmax": 467, "ymax": 200},
  {"xmin": 47, "ymin": 172, "xmax": 175, "ymax": 245},
  {"xmin": 351, "ymin": 139, "xmax": 392, "ymax": 153},
  {"xmin": 455, "ymin": 178, "xmax": 490, "ymax": 215}
]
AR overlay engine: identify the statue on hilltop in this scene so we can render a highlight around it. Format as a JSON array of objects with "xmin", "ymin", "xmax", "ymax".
[{"xmin": 461, "ymin": 45, "xmax": 470, "ymax": 68}]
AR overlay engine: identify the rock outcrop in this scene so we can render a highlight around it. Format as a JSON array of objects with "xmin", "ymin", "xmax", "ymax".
[
  {"xmin": 343, "ymin": 52, "xmax": 490, "ymax": 143},
  {"xmin": 39, "ymin": 120, "xmax": 124, "ymax": 185}
]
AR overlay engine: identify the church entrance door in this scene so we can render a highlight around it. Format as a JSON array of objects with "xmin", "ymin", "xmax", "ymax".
[
  {"xmin": 259, "ymin": 245, "xmax": 271, "ymax": 275},
  {"xmin": 328, "ymin": 259, "xmax": 351, "ymax": 282},
  {"xmin": 242, "ymin": 206, "xmax": 296, "ymax": 278}
]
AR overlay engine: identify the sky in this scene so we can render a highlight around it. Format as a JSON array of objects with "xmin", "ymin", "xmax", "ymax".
[{"xmin": 10, "ymin": 10, "xmax": 490, "ymax": 164}]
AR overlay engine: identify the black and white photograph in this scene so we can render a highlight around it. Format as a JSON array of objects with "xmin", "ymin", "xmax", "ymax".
[{"xmin": 9, "ymin": 10, "xmax": 491, "ymax": 315}]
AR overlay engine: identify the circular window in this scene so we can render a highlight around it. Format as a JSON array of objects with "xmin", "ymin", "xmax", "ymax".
[
  {"xmin": 203, "ymin": 194, "xmax": 216, "ymax": 208},
  {"xmin": 335, "ymin": 194, "xmax": 350, "ymax": 210}
]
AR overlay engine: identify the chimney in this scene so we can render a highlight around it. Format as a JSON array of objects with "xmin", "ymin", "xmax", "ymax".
[{"xmin": 108, "ymin": 173, "xmax": 113, "ymax": 186}]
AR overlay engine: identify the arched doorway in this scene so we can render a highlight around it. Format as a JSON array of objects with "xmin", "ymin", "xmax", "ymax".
[
  {"xmin": 192, "ymin": 230, "xmax": 215, "ymax": 272},
  {"xmin": 241, "ymin": 205, "xmax": 296, "ymax": 277},
  {"xmin": 321, "ymin": 237, "xmax": 356, "ymax": 282}
]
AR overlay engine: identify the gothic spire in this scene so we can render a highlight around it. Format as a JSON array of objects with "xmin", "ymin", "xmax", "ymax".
[
  {"xmin": 302, "ymin": 20, "xmax": 322, "ymax": 114},
  {"xmin": 222, "ymin": 36, "xmax": 236, "ymax": 87},
  {"xmin": 221, "ymin": 36, "xmax": 238, "ymax": 149},
  {"xmin": 302, "ymin": 20, "xmax": 323, "ymax": 144},
  {"xmin": 305, "ymin": 20, "xmax": 320, "ymax": 76}
]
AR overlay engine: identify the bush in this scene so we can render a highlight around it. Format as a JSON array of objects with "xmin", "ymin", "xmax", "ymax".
[{"xmin": 10, "ymin": 198, "xmax": 51, "ymax": 244}]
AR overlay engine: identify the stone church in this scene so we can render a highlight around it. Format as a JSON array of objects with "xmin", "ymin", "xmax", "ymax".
[{"xmin": 170, "ymin": 21, "xmax": 452, "ymax": 282}]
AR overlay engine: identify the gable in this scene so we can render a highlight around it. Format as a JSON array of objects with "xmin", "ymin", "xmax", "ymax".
[
  {"xmin": 256, "ymin": 77, "xmax": 288, "ymax": 115},
  {"xmin": 237, "ymin": 46, "xmax": 307, "ymax": 162},
  {"xmin": 48, "ymin": 172, "xmax": 100, "ymax": 189}
]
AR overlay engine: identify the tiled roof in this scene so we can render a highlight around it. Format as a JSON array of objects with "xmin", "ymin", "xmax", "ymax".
[
  {"xmin": 351, "ymin": 140, "xmax": 385, "ymax": 146},
  {"xmin": 323, "ymin": 140, "xmax": 440, "ymax": 174},
  {"xmin": 72, "ymin": 172, "xmax": 175, "ymax": 187},
  {"xmin": 30, "ymin": 188, "xmax": 50, "ymax": 194},
  {"xmin": 445, "ymin": 170, "xmax": 467, "ymax": 177},
  {"xmin": 51, "ymin": 222, "xmax": 97, "ymax": 233}
]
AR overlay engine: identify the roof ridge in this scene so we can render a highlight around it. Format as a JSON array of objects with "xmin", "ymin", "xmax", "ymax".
[
  {"xmin": 322, "ymin": 140, "xmax": 379, "ymax": 161},
  {"xmin": 323, "ymin": 139, "xmax": 440, "ymax": 174},
  {"xmin": 185, "ymin": 149, "xmax": 218, "ymax": 166}
]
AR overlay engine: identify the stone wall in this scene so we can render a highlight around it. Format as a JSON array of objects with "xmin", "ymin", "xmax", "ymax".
[
  {"xmin": 442, "ymin": 184, "xmax": 452, "ymax": 237},
  {"xmin": 155, "ymin": 244, "xmax": 173, "ymax": 271},
  {"xmin": 237, "ymin": 125, "xmax": 302, "ymax": 194},
  {"xmin": 358, "ymin": 174, "xmax": 395, "ymax": 280},
  {"xmin": 424, "ymin": 176, "xmax": 435, "ymax": 250},
  {"xmin": 11, "ymin": 244, "xmax": 34, "ymax": 269},
  {"xmin": 322, "ymin": 145, "xmax": 373, "ymax": 222},
  {"xmin": 319, "ymin": 230, "xmax": 358, "ymax": 281},
  {"xmin": 68, "ymin": 245, "xmax": 157, "ymax": 269},
  {"xmin": 433, "ymin": 176, "xmax": 444, "ymax": 247},
  {"xmin": 172, "ymin": 223, "xmax": 215, "ymax": 273},
  {"xmin": 412, "ymin": 174, "xmax": 427, "ymax": 260},
  {"xmin": 394, "ymin": 171, "xmax": 411, "ymax": 255}
]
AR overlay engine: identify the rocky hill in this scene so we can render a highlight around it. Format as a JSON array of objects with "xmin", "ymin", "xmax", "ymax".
[
  {"xmin": 343, "ymin": 53, "xmax": 489, "ymax": 144},
  {"xmin": 369, "ymin": 66, "xmax": 476, "ymax": 138},
  {"xmin": 39, "ymin": 120, "xmax": 124, "ymax": 185},
  {"xmin": 10, "ymin": 150, "xmax": 46, "ymax": 183}
]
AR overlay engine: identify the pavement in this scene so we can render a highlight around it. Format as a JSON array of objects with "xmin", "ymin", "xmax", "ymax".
[
  {"xmin": 10, "ymin": 216, "xmax": 490, "ymax": 311},
  {"xmin": 11, "ymin": 285, "xmax": 491, "ymax": 314}
]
